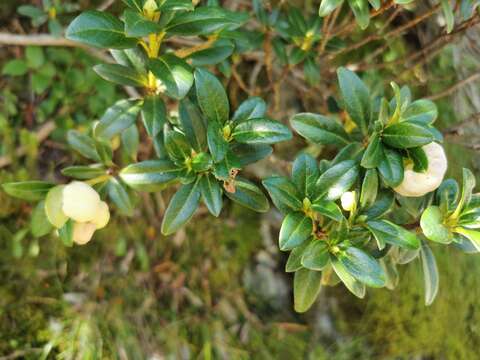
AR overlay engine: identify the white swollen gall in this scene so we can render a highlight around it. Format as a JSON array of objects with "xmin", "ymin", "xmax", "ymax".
[
  {"xmin": 73, "ymin": 222, "xmax": 97, "ymax": 245},
  {"xmin": 93, "ymin": 201, "xmax": 110, "ymax": 229},
  {"xmin": 62, "ymin": 181, "xmax": 101, "ymax": 223},
  {"xmin": 394, "ymin": 142, "xmax": 447, "ymax": 197},
  {"xmin": 341, "ymin": 191, "xmax": 356, "ymax": 211}
]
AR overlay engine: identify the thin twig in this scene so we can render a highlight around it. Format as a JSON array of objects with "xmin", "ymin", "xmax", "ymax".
[{"xmin": 428, "ymin": 72, "xmax": 480, "ymax": 100}]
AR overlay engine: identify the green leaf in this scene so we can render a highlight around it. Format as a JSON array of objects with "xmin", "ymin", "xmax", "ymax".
[
  {"xmin": 107, "ymin": 178, "xmax": 134, "ymax": 216},
  {"xmin": 31, "ymin": 201, "xmax": 53, "ymax": 238},
  {"xmin": 25, "ymin": 46, "xmax": 44, "ymax": 69},
  {"xmin": 378, "ymin": 148, "xmax": 404, "ymax": 187},
  {"xmin": 231, "ymin": 143, "xmax": 272, "ymax": 166},
  {"xmin": 194, "ymin": 68, "xmax": 229, "ymax": 123},
  {"xmin": 95, "ymin": 99, "xmax": 142, "ymax": 140},
  {"xmin": 348, "ymin": 0, "xmax": 370, "ymax": 29},
  {"xmin": 409, "ymin": 146, "xmax": 428, "ymax": 172},
  {"xmin": 179, "ymin": 99, "xmax": 207, "ymax": 152},
  {"xmin": 454, "ymin": 227, "xmax": 480, "ymax": 249},
  {"xmin": 361, "ymin": 133, "xmax": 383, "ymax": 168},
  {"xmin": 301, "ymin": 241, "xmax": 329, "ymax": 271},
  {"xmin": 120, "ymin": 159, "xmax": 181, "ymax": 191},
  {"xmin": 232, "ymin": 97, "xmax": 267, "ymax": 123},
  {"xmin": 149, "ymin": 54, "xmax": 194, "ymax": 100},
  {"xmin": 162, "ymin": 180, "xmax": 202, "ymax": 235},
  {"xmin": 337, "ymin": 247, "xmax": 385, "ymax": 287},
  {"xmin": 187, "ymin": 40, "xmax": 234, "ymax": 67},
  {"xmin": 360, "ymin": 168, "xmax": 378, "ymax": 208},
  {"xmin": 315, "ymin": 160, "xmax": 359, "ymax": 201},
  {"xmin": 164, "ymin": 128, "xmax": 191, "ymax": 162},
  {"xmin": 401, "ymin": 99, "xmax": 437, "ymax": 125},
  {"xmin": 94, "ymin": 137, "xmax": 114, "ymax": 166},
  {"xmin": 207, "ymin": 121, "xmax": 229, "ymax": 162},
  {"xmin": 331, "ymin": 257, "xmax": 366, "ymax": 298},
  {"xmin": 124, "ymin": 9, "xmax": 162, "ymax": 37},
  {"xmin": 191, "ymin": 152, "xmax": 212, "ymax": 173},
  {"xmin": 262, "ymin": 176, "xmax": 303, "ymax": 213},
  {"xmin": 2, "ymin": 181, "xmax": 54, "ymax": 201},
  {"xmin": 159, "ymin": 0, "xmax": 195, "ymax": 12},
  {"xmin": 232, "ymin": 118, "xmax": 292, "ymax": 145},
  {"xmin": 319, "ymin": 0, "xmax": 344, "ymax": 16},
  {"xmin": 337, "ymin": 67, "xmax": 371, "ymax": 134},
  {"xmin": 61, "ymin": 165, "xmax": 107, "ymax": 180},
  {"xmin": 420, "ymin": 206, "xmax": 452, "ymax": 244},
  {"xmin": 293, "ymin": 268, "xmax": 322, "ymax": 313},
  {"xmin": 361, "ymin": 190, "xmax": 394, "ymax": 220},
  {"xmin": 67, "ymin": 130, "xmax": 100, "ymax": 161},
  {"xmin": 452, "ymin": 168, "xmax": 476, "ymax": 218},
  {"xmin": 66, "ymin": 10, "xmax": 137, "ymax": 49},
  {"xmin": 441, "ymin": 0, "xmax": 454, "ymax": 33},
  {"xmin": 200, "ymin": 174, "xmax": 223, "ymax": 217},
  {"xmin": 93, "ymin": 64, "xmax": 147, "ymax": 87},
  {"xmin": 18, "ymin": 5, "xmax": 45, "ymax": 19},
  {"xmin": 366, "ymin": 219, "xmax": 420, "ymax": 250},
  {"xmin": 290, "ymin": 113, "xmax": 349, "ymax": 146},
  {"xmin": 311, "ymin": 200, "xmax": 344, "ymax": 222},
  {"xmin": 142, "ymin": 95, "xmax": 166, "ymax": 138},
  {"xmin": 59, "ymin": 220, "xmax": 74, "ymax": 247},
  {"xmin": 420, "ymin": 241, "xmax": 439, "ymax": 306},
  {"xmin": 166, "ymin": 7, "xmax": 248, "ymax": 36},
  {"xmin": 292, "ymin": 153, "xmax": 320, "ymax": 198},
  {"xmin": 286, "ymin": 243, "xmax": 308, "ymax": 272},
  {"xmin": 45, "ymin": 185, "xmax": 68, "ymax": 228},
  {"xmin": 2, "ymin": 59, "xmax": 28, "ymax": 76},
  {"xmin": 225, "ymin": 177, "xmax": 269, "ymax": 212},
  {"xmin": 382, "ymin": 122, "xmax": 433, "ymax": 149},
  {"xmin": 279, "ymin": 212, "xmax": 313, "ymax": 251}
]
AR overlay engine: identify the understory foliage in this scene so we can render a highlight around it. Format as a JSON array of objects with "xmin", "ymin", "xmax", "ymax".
[{"xmin": 1, "ymin": 0, "xmax": 480, "ymax": 356}]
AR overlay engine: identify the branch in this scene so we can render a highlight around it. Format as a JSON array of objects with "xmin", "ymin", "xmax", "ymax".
[{"xmin": 427, "ymin": 72, "xmax": 480, "ymax": 101}]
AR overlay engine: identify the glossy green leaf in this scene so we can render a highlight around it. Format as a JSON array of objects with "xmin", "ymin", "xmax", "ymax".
[
  {"xmin": 107, "ymin": 178, "xmax": 134, "ymax": 216},
  {"xmin": 179, "ymin": 98, "xmax": 207, "ymax": 152},
  {"xmin": 420, "ymin": 206, "xmax": 452, "ymax": 244},
  {"xmin": 315, "ymin": 160, "xmax": 359, "ymax": 201},
  {"xmin": 382, "ymin": 122, "xmax": 433, "ymax": 149},
  {"xmin": 2, "ymin": 181, "xmax": 54, "ymax": 201},
  {"xmin": 311, "ymin": 200, "xmax": 344, "ymax": 222},
  {"xmin": 162, "ymin": 180, "xmax": 201, "ymax": 235},
  {"xmin": 367, "ymin": 219, "xmax": 420, "ymax": 250},
  {"xmin": 338, "ymin": 247, "xmax": 385, "ymax": 287},
  {"xmin": 67, "ymin": 130, "xmax": 100, "ymax": 161},
  {"xmin": 292, "ymin": 153, "xmax": 320, "ymax": 198},
  {"xmin": 378, "ymin": 148, "xmax": 404, "ymax": 187},
  {"xmin": 225, "ymin": 177, "xmax": 269, "ymax": 212},
  {"xmin": 166, "ymin": 7, "xmax": 248, "ymax": 36},
  {"xmin": 194, "ymin": 68, "xmax": 229, "ymax": 123},
  {"xmin": 361, "ymin": 190, "xmax": 394, "ymax": 220},
  {"xmin": 200, "ymin": 174, "xmax": 223, "ymax": 217},
  {"xmin": 232, "ymin": 97, "xmax": 267, "ymax": 123},
  {"xmin": 319, "ymin": 0, "xmax": 344, "ymax": 16},
  {"xmin": 59, "ymin": 220, "xmax": 74, "ymax": 247},
  {"xmin": 232, "ymin": 118, "xmax": 292, "ymax": 145},
  {"xmin": 420, "ymin": 241, "xmax": 439, "ymax": 306},
  {"xmin": 262, "ymin": 176, "xmax": 303, "ymax": 213},
  {"xmin": 360, "ymin": 168, "xmax": 378, "ymax": 208},
  {"xmin": 361, "ymin": 133, "xmax": 383, "ymax": 168},
  {"xmin": 285, "ymin": 243, "xmax": 308, "ymax": 272},
  {"xmin": 293, "ymin": 268, "xmax": 322, "ymax": 313},
  {"xmin": 279, "ymin": 212, "xmax": 313, "ymax": 251},
  {"xmin": 191, "ymin": 152, "xmax": 213, "ymax": 173},
  {"xmin": 61, "ymin": 165, "xmax": 107, "ymax": 180},
  {"xmin": 401, "ymin": 99, "xmax": 437, "ymax": 125},
  {"xmin": 290, "ymin": 113, "xmax": 349, "ymax": 146},
  {"xmin": 93, "ymin": 63, "xmax": 147, "ymax": 87},
  {"xmin": 120, "ymin": 159, "xmax": 181, "ymax": 191},
  {"xmin": 164, "ymin": 128, "xmax": 191, "ymax": 162},
  {"xmin": 149, "ymin": 54, "xmax": 194, "ymax": 100},
  {"xmin": 31, "ymin": 201, "xmax": 53, "ymax": 238},
  {"xmin": 337, "ymin": 67, "xmax": 371, "ymax": 134},
  {"xmin": 207, "ymin": 121, "xmax": 229, "ymax": 162},
  {"xmin": 441, "ymin": 0, "xmax": 454, "ymax": 33},
  {"xmin": 301, "ymin": 241, "xmax": 329, "ymax": 271},
  {"xmin": 141, "ymin": 95, "xmax": 166, "ymax": 138},
  {"xmin": 95, "ymin": 99, "xmax": 142, "ymax": 140},
  {"xmin": 124, "ymin": 9, "xmax": 162, "ymax": 37},
  {"xmin": 187, "ymin": 40, "xmax": 234, "ymax": 66},
  {"xmin": 348, "ymin": 0, "xmax": 370, "ymax": 29},
  {"xmin": 231, "ymin": 143, "xmax": 272, "ymax": 167},
  {"xmin": 45, "ymin": 185, "xmax": 68, "ymax": 228},
  {"xmin": 331, "ymin": 256, "xmax": 366, "ymax": 298},
  {"xmin": 66, "ymin": 10, "xmax": 137, "ymax": 49}
]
